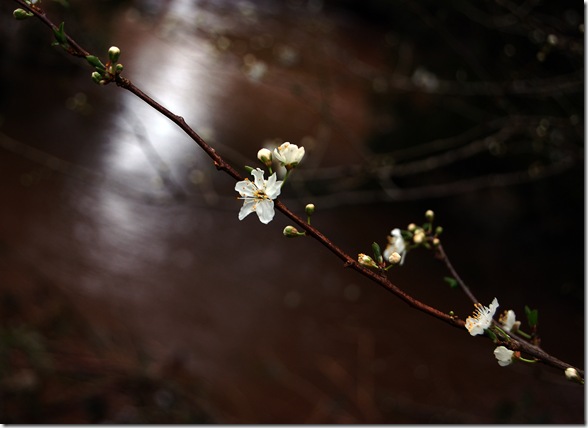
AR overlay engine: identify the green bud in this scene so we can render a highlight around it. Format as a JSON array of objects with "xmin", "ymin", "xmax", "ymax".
[
  {"xmin": 53, "ymin": 22, "xmax": 67, "ymax": 46},
  {"xmin": 435, "ymin": 226, "xmax": 443, "ymax": 236},
  {"xmin": 283, "ymin": 225, "xmax": 305, "ymax": 238},
  {"xmin": 91, "ymin": 71, "xmax": 103, "ymax": 84},
  {"xmin": 524, "ymin": 305, "xmax": 539, "ymax": 328},
  {"xmin": 86, "ymin": 55, "xmax": 106, "ymax": 72},
  {"xmin": 372, "ymin": 242, "xmax": 382, "ymax": 264},
  {"xmin": 305, "ymin": 203, "xmax": 315, "ymax": 216},
  {"xmin": 115, "ymin": 63, "xmax": 124, "ymax": 74},
  {"xmin": 444, "ymin": 276, "xmax": 458, "ymax": 289},
  {"xmin": 108, "ymin": 46, "xmax": 121, "ymax": 63},
  {"xmin": 13, "ymin": 8, "xmax": 34, "ymax": 20}
]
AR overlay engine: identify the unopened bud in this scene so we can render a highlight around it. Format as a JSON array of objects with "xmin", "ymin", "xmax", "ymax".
[
  {"xmin": 413, "ymin": 230, "xmax": 425, "ymax": 244},
  {"xmin": 13, "ymin": 8, "xmax": 33, "ymax": 20},
  {"xmin": 91, "ymin": 71, "xmax": 103, "ymax": 84},
  {"xmin": 435, "ymin": 226, "xmax": 443, "ymax": 236},
  {"xmin": 425, "ymin": 209, "xmax": 434, "ymax": 221},
  {"xmin": 565, "ymin": 367, "xmax": 583, "ymax": 383},
  {"xmin": 305, "ymin": 203, "xmax": 315, "ymax": 216},
  {"xmin": 257, "ymin": 148, "xmax": 272, "ymax": 166},
  {"xmin": 358, "ymin": 253, "xmax": 378, "ymax": 269},
  {"xmin": 108, "ymin": 46, "xmax": 121, "ymax": 63},
  {"xmin": 283, "ymin": 225, "xmax": 305, "ymax": 238},
  {"xmin": 115, "ymin": 63, "xmax": 124, "ymax": 74},
  {"xmin": 388, "ymin": 252, "xmax": 402, "ymax": 265},
  {"xmin": 407, "ymin": 223, "xmax": 417, "ymax": 232}
]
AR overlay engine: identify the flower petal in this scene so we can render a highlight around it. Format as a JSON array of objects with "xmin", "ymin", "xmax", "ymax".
[
  {"xmin": 238, "ymin": 199, "xmax": 256, "ymax": 220},
  {"xmin": 235, "ymin": 179, "xmax": 255, "ymax": 197},
  {"xmin": 255, "ymin": 199, "xmax": 275, "ymax": 224},
  {"xmin": 251, "ymin": 168, "xmax": 266, "ymax": 188}
]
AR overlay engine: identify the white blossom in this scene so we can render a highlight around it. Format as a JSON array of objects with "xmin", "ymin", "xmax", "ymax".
[
  {"xmin": 383, "ymin": 228, "xmax": 406, "ymax": 265},
  {"xmin": 499, "ymin": 309, "xmax": 520, "ymax": 333},
  {"xmin": 235, "ymin": 168, "xmax": 282, "ymax": 224},
  {"xmin": 273, "ymin": 142, "xmax": 305, "ymax": 169},
  {"xmin": 465, "ymin": 298, "xmax": 499, "ymax": 336},
  {"xmin": 494, "ymin": 346, "xmax": 514, "ymax": 367}
]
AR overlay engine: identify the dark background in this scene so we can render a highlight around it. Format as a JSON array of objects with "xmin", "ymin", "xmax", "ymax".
[{"xmin": 0, "ymin": 0, "xmax": 584, "ymax": 423}]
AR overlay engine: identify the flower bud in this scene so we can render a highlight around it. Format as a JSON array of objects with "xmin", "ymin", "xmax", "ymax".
[
  {"xmin": 305, "ymin": 203, "xmax": 315, "ymax": 216},
  {"xmin": 435, "ymin": 226, "xmax": 443, "ymax": 236},
  {"xmin": 283, "ymin": 225, "xmax": 305, "ymax": 238},
  {"xmin": 91, "ymin": 71, "xmax": 103, "ymax": 84},
  {"xmin": 388, "ymin": 252, "xmax": 402, "ymax": 265},
  {"xmin": 108, "ymin": 46, "xmax": 121, "ymax": 63},
  {"xmin": 565, "ymin": 367, "xmax": 583, "ymax": 383},
  {"xmin": 257, "ymin": 148, "xmax": 272, "ymax": 167},
  {"xmin": 413, "ymin": 230, "xmax": 425, "ymax": 244},
  {"xmin": 407, "ymin": 223, "xmax": 417, "ymax": 232},
  {"xmin": 358, "ymin": 253, "xmax": 378, "ymax": 269},
  {"xmin": 425, "ymin": 209, "xmax": 434, "ymax": 221},
  {"xmin": 115, "ymin": 63, "xmax": 124, "ymax": 74},
  {"xmin": 13, "ymin": 8, "xmax": 33, "ymax": 20}
]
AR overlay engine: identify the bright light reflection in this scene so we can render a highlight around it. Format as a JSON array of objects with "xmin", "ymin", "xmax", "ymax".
[
  {"xmin": 106, "ymin": 0, "xmax": 218, "ymax": 188},
  {"xmin": 89, "ymin": 0, "xmax": 223, "ymax": 277}
]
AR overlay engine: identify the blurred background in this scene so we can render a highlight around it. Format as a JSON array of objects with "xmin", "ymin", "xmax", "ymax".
[{"xmin": 0, "ymin": 0, "xmax": 584, "ymax": 423}]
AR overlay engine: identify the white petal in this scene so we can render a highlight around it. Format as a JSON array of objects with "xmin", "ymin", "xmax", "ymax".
[
  {"xmin": 255, "ymin": 200, "xmax": 275, "ymax": 224},
  {"xmin": 251, "ymin": 168, "xmax": 266, "ymax": 188},
  {"xmin": 238, "ymin": 199, "xmax": 256, "ymax": 220},
  {"xmin": 265, "ymin": 173, "xmax": 282, "ymax": 199},
  {"xmin": 489, "ymin": 298, "xmax": 499, "ymax": 316},
  {"xmin": 494, "ymin": 346, "xmax": 514, "ymax": 366},
  {"xmin": 235, "ymin": 180, "xmax": 255, "ymax": 197}
]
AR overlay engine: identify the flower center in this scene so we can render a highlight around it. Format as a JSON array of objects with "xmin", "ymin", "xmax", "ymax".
[{"xmin": 254, "ymin": 189, "xmax": 269, "ymax": 200}]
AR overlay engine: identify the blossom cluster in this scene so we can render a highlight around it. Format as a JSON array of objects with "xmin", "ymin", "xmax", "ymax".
[{"xmin": 235, "ymin": 142, "xmax": 305, "ymax": 224}]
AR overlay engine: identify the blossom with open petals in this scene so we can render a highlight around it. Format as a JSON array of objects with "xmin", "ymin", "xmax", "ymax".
[
  {"xmin": 383, "ymin": 228, "xmax": 406, "ymax": 265},
  {"xmin": 465, "ymin": 298, "xmax": 499, "ymax": 336},
  {"xmin": 273, "ymin": 142, "xmax": 305, "ymax": 170},
  {"xmin": 235, "ymin": 168, "xmax": 282, "ymax": 224},
  {"xmin": 494, "ymin": 346, "xmax": 514, "ymax": 367}
]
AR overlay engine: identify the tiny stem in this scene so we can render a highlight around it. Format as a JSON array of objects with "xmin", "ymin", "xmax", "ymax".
[
  {"xmin": 281, "ymin": 169, "xmax": 291, "ymax": 187},
  {"xmin": 437, "ymin": 243, "xmax": 478, "ymax": 304}
]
